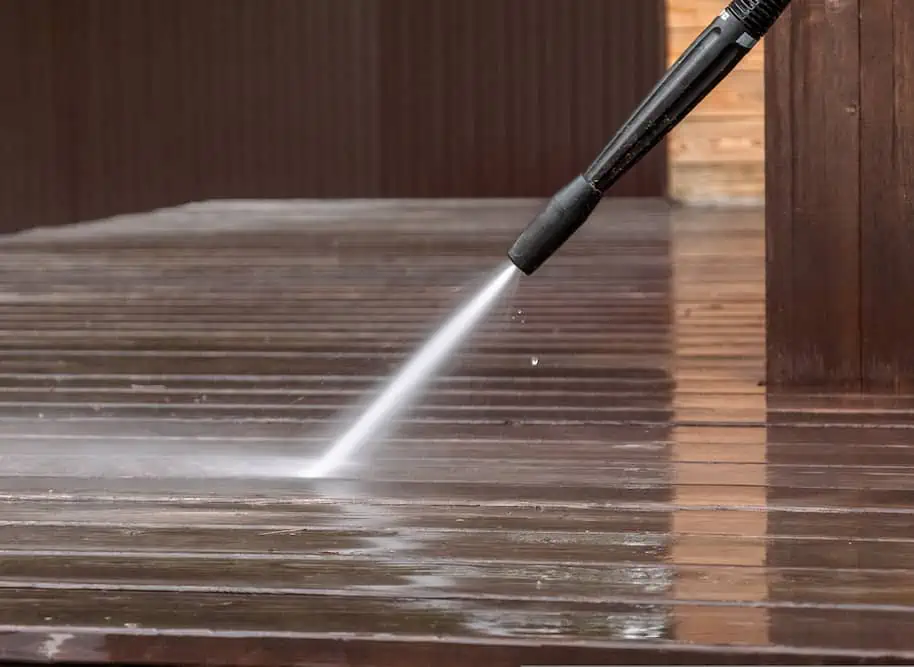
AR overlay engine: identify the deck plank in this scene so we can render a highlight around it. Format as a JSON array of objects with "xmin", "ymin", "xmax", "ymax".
[{"xmin": 0, "ymin": 199, "xmax": 910, "ymax": 665}]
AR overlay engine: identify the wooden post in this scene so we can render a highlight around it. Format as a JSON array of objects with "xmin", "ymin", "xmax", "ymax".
[
  {"xmin": 859, "ymin": 0, "xmax": 914, "ymax": 391},
  {"xmin": 766, "ymin": 0, "xmax": 914, "ymax": 390}
]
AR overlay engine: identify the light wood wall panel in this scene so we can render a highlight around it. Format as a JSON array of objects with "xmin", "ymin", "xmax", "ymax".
[{"xmin": 666, "ymin": 0, "xmax": 765, "ymax": 205}]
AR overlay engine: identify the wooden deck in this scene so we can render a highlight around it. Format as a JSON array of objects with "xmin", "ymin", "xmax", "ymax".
[{"xmin": 0, "ymin": 200, "xmax": 911, "ymax": 666}]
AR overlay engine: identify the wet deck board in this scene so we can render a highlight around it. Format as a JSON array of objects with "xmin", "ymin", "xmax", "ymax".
[{"xmin": 0, "ymin": 200, "xmax": 911, "ymax": 665}]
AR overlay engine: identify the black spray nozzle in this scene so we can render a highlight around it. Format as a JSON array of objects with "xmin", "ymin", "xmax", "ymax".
[
  {"xmin": 507, "ymin": 0, "xmax": 791, "ymax": 276},
  {"xmin": 508, "ymin": 176, "xmax": 602, "ymax": 276}
]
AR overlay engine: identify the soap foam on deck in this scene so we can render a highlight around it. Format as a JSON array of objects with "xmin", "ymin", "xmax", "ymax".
[{"xmin": 303, "ymin": 261, "xmax": 520, "ymax": 479}]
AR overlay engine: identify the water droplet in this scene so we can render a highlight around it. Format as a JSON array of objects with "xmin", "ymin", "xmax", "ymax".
[{"xmin": 530, "ymin": 356, "xmax": 539, "ymax": 366}]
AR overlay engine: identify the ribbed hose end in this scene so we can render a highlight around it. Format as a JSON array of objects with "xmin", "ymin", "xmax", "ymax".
[{"xmin": 726, "ymin": 0, "xmax": 791, "ymax": 39}]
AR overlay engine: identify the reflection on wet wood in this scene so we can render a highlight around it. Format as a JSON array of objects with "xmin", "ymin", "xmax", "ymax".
[{"xmin": 0, "ymin": 200, "xmax": 911, "ymax": 665}]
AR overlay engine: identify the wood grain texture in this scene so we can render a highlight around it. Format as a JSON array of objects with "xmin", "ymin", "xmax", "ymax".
[
  {"xmin": 765, "ymin": 2, "xmax": 794, "ymax": 388},
  {"xmin": 0, "ymin": 200, "xmax": 911, "ymax": 665},
  {"xmin": 0, "ymin": 1, "xmax": 67, "ymax": 233},
  {"xmin": 0, "ymin": 0, "xmax": 666, "ymax": 234},
  {"xmin": 666, "ymin": 0, "xmax": 765, "ymax": 205},
  {"xmin": 860, "ymin": 0, "xmax": 914, "ymax": 389},
  {"xmin": 765, "ymin": 0, "xmax": 862, "ymax": 389},
  {"xmin": 768, "ymin": 0, "xmax": 914, "ymax": 390}
]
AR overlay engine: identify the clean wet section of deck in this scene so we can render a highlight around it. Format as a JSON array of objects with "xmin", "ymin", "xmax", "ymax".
[{"xmin": 0, "ymin": 200, "xmax": 910, "ymax": 665}]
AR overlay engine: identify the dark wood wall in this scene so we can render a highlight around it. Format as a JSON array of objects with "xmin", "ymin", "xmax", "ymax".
[
  {"xmin": 766, "ymin": 0, "xmax": 914, "ymax": 390},
  {"xmin": 0, "ymin": 0, "xmax": 666, "ymax": 233}
]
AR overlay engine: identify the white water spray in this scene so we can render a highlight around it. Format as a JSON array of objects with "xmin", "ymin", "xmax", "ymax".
[{"xmin": 303, "ymin": 261, "xmax": 519, "ymax": 479}]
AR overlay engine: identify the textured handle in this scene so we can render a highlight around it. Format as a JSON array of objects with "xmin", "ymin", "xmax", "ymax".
[{"xmin": 726, "ymin": 0, "xmax": 791, "ymax": 38}]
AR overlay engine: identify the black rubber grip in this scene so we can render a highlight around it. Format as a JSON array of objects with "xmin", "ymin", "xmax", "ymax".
[
  {"xmin": 507, "ymin": 176, "xmax": 602, "ymax": 275},
  {"xmin": 726, "ymin": 0, "xmax": 791, "ymax": 38}
]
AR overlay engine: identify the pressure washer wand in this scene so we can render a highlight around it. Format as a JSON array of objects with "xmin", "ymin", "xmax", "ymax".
[{"xmin": 507, "ymin": 0, "xmax": 791, "ymax": 275}]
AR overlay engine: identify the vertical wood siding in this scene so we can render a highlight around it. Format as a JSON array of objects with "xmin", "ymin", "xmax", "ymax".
[{"xmin": 0, "ymin": 0, "xmax": 666, "ymax": 232}]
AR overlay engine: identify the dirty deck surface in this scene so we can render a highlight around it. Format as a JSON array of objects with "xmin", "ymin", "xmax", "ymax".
[{"xmin": 0, "ymin": 200, "xmax": 911, "ymax": 666}]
